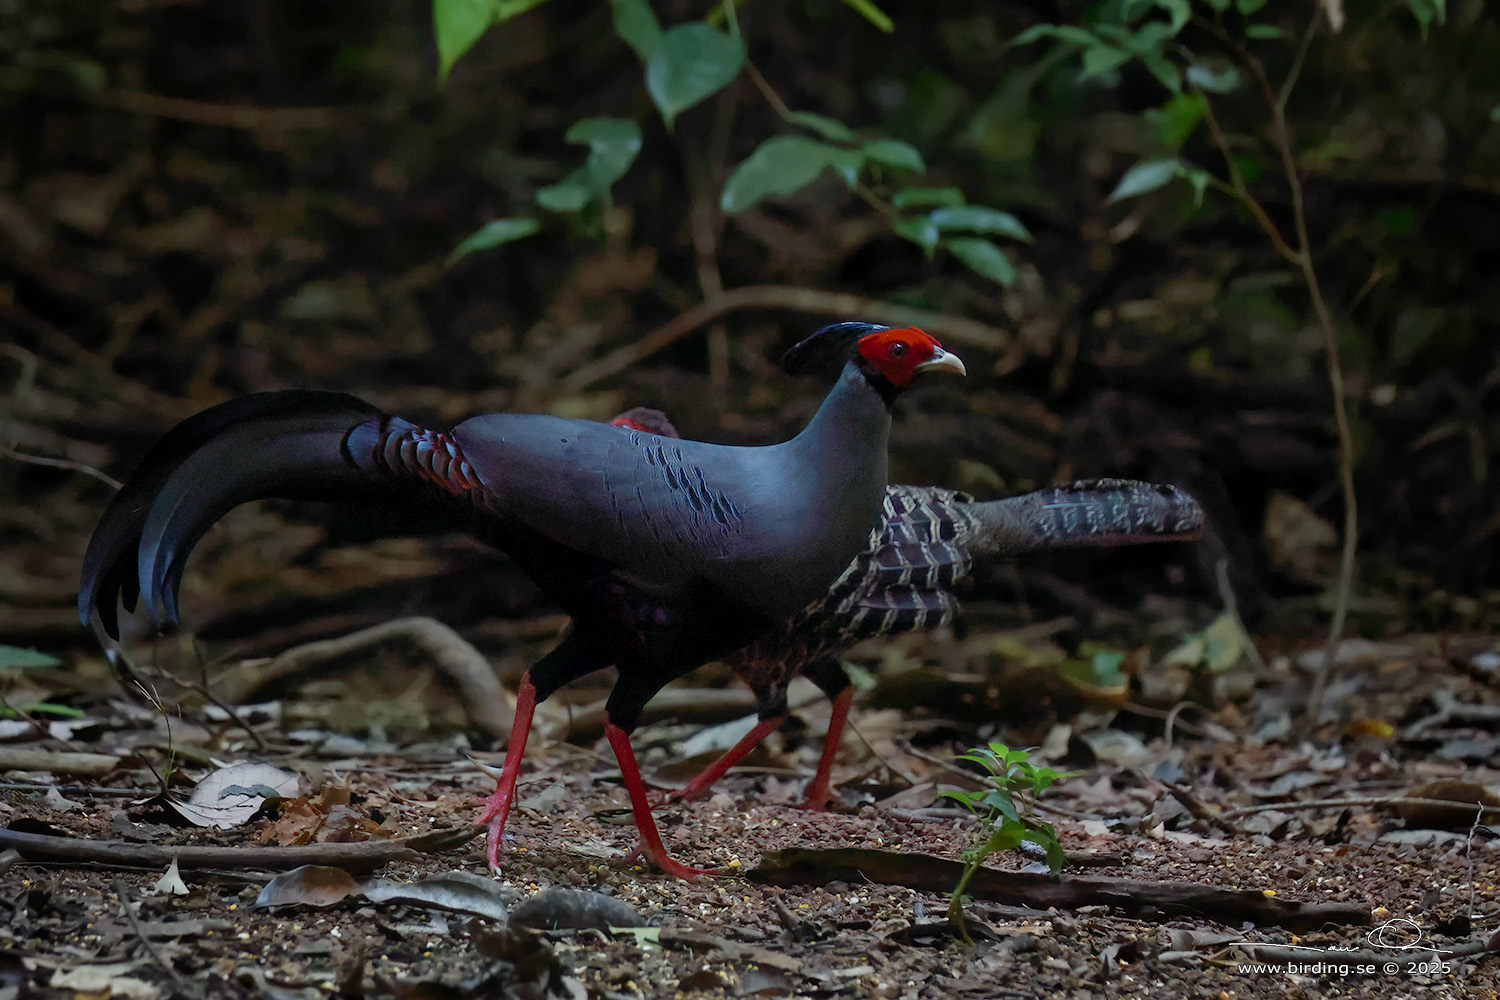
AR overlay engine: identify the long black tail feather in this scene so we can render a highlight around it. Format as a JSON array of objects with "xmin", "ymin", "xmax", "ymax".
[{"xmin": 79, "ymin": 389, "xmax": 388, "ymax": 638}]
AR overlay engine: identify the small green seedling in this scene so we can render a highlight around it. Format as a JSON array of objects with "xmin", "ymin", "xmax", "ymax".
[{"xmin": 941, "ymin": 742, "xmax": 1073, "ymax": 944}]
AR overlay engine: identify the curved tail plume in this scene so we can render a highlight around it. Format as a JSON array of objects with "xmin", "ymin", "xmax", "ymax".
[{"xmin": 80, "ymin": 390, "xmax": 389, "ymax": 638}]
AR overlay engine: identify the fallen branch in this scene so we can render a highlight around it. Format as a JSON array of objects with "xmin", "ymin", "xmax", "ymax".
[
  {"xmin": 750, "ymin": 848, "xmax": 1369, "ymax": 932},
  {"xmin": 0, "ymin": 824, "xmax": 481, "ymax": 873},
  {"xmin": 559, "ymin": 285, "xmax": 1010, "ymax": 393},
  {"xmin": 0, "ymin": 750, "xmax": 124, "ymax": 776},
  {"xmin": 216, "ymin": 617, "xmax": 513, "ymax": 741}
]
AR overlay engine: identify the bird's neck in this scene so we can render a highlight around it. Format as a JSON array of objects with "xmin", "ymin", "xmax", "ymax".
[{"xmin": 787, "ymin": 362, "xmax": 892, "ymax": 479}]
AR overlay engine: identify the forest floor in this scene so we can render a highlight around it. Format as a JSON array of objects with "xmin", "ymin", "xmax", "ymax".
[{"xmin": 2, "ymin": 619, "xmax": 1497, "ymax": 1000}]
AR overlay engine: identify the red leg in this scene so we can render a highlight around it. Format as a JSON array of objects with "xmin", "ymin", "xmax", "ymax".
[
  {"xmin": 666, "ymin": 714, "xmax": 786, "ymax": 803},
  {"xmin": 604, "ymin": 714, "xmax": 723, "ymax": 879},
  {"xmin": 476, "ymin": 673, "xmax": 538, "ymax": 869},
  {"xmin": 799, "ymin": 685, "xmax": 853, "ymax": 811}
]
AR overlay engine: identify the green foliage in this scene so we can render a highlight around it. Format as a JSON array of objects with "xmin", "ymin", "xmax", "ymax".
[
  {"xmin": 1, "ymin": 702, "xmax": 86, "ymax": 719},
  {"xmin": 448, "ymin": 218, "xmax": 538, "ymax": 264},
  {"xmin": 840, "ymin": 0, "xmax": 894, "ymax": 33},
  {"xmin": 433, "ymin": 0, "xmax": 549, "ymax": 79},
  {"xmin": 942, "ymin": 743, "xmax": 1072, "ymax": 944},
  {"xmin": 427, "ymin": 0, "xmax": 1031, "ymax": 286},
  {"xmin": 719, "ymin": 136, "xmax": 864, "ymax": 213},
  {"xmin": 0, "ymin": 645, "xmax": 62, "ymax": 669},
  {"xmin": 608, "ymin": 0, "xmax": 660, "ymax": 61},
  {"xmin": 536, "ymin": 118, "xmax": 643, "ymax": 213},
  {"xmin": 645, "ymin": 24, "xmax": 746, "ymax": 128},
  {"xmin": 894, "ymin": 190, "xmax": 1032, "ymax": 285}
]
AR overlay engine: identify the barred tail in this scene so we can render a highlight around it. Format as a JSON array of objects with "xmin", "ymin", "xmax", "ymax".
[{"xmin": 970, "ymin": 478, "xmax": 1205, "ymax": 557}]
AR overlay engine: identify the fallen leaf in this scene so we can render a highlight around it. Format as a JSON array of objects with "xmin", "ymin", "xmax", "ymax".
[
  {"xmin": 364, "ymin": 870, "xmax": 514, "ymax": 921},
  {"xmin": 49, "ymin": 960, "xmax": 159, "ymax": 999},
  {"xmin": 150, "ymin": 857, "xmax": 188, "ymax": 896},
  {"xmin": 170, "ymin": 762, "xmax": 299, "ymax": 828},
  {"xmin": 255, "ymin": 864, "xmax": 363, "ymax": 908}
]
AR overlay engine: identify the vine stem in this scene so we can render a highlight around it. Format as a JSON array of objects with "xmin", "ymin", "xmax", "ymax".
[{"xmin": 1205, "ymin": 10, "xmax": 1357, "ymax": 721}]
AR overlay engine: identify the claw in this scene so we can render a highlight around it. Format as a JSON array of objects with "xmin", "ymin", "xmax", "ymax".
[{"xmin": 470, "ymin": 755, "xmax": 505, "ymax": 781}]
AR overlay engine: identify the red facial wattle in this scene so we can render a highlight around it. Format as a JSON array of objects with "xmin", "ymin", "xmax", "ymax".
[{"xmin": 855, "ymin": 327, "xmax": 966, "ymax": 387}]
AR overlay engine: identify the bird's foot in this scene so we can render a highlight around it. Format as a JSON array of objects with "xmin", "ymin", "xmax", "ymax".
[
  {"xmin": 475, "ymin": 783, "xmax": 515, "ymax": 870},
  {"xmin": 623, "ymin": 840, "xmax": 725, "ymax": 880},
  {"xmin": 794, "ymin": 787, "xmax": 836, "ymax": 812},
  {"xmin": 663, "ymin": 782, "xmax": 707, "ymax": 805}
]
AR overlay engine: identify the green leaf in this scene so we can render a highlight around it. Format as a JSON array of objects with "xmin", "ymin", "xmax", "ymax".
[
  {"xmin": 1186, "ymin": 62, "xmax": 1241, "ymax": 94},
  {"xmin": 1124, "ymin": 0, "xmax": 1191, "ymax": 33},
  {"xmin": 535, "ymin": 119, "xmax": 643, "ymax": 215},
  {"xmin": 448, "ymin": 217, "xmax": 539, "ymax": 263},
  {"xmin": 940, "ymin": 788, "xmax": 983, "ymax": 813},
  {"xmin": 946, "ymin": 237, "xmax": 1016, "ymax": 286},
  {"xmin": 1021, "ymin": 827, "xmax": 1068, "ymax": 874},
  {"xmin": 566, "ymin": 117, "xmax": 644, "ymax": 187},
  {"xmin": 536, "ymin": 169, "xmax": 594, "ymax": 212},
  {"xmin": 1405, "ymin": 0, "xmax": 1445, "ymax": 36},
  {"xmin": 1236, "ymin": 0, "xmax": 1268, "ymax": 13},
  {"xmin": 645, "ymin": 23, "xmax": 745, "ymax": 127},
  {"xmin": 1107, "ymin": 157, "xmax": 1182, "ymax": 202},
  {"xmin": 610, "ymin": 0, "xmax": 661, "ymax": 60},
  {"xmin": 15, "ymin": 702, "xmax": 85, "ymax": 718},
  {"xmin": 719, "ymin": 136, "xmax": 861, "ymax": 213},
  {"xmin": 1244, "ymin": 23, "xmax": 1288, "ymax": 39},
  {"xmin": 929, "ymin": 205, "xmax": 1032, "ymax": 242},
  {"xmin": 1203, "ymin": 0, "xmax": 1231, "ymax": 10},
  {"xmin": 840, "ymin": 0, "xmax": 894, "ymax": 32},
  {"xmin": 894, "ymin": 215, "xmax": 940, "ymax": 255},
  {"xmin": 788, "ymin": 111, "xmax": 856, "ymax": 142},
  {"xmin": 1013, "ymin": 24, "xmax": 1098, "ymax": 47},
  {"xmin": 860, "ymin": 138, "xmax": 925, "ymax": 172},
  {"xmin": 0, "ymin": 645, "xmax": 62, "ymax": 669},
  {"xmin": 1080, "ymin": 43, "xmax": 1131, "ymax": 79},
  {"xmin": 1181, "ymin": 166, "xmax": 1213, "ymax": 206},
  {"xmin": 1144, "ymin": 91, "xmax": 1207, "ymax": 147},
  {"xmin": 979, "ymin": 820, "xmax": 1026, "ymax": 855},
  {"xmin": 892, "ymin": 186, "xmax": 965, "ymax": 210},
  {"xmin": 981, "ymin": 790, "xmax": 1021, "ymax": 824},
  {"xmin": 434, "ymin": 0, "xmax": 494, "ymax": 80}
]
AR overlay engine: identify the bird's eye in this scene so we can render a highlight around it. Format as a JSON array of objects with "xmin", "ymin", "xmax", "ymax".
[{"xmin": 888, "ymin": 342, "xmax": 909, "ymax": 360}]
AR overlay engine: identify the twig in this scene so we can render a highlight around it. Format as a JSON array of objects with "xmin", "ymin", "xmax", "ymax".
[
  {"xmin": 559, "ymin": 285, "xmax": 1009, "ymax": 393},
  {"xmin": 0, "ymin": 446, "xmax": 122, "ymax": 489},
  {"xmin": 0, "ymin": 824, "xmax": 482, "ymax": 872},
  {"xmin": 188, "ymin": 638, "xmax": 269, "ymax": 753},
  {"xmin": 1268, "ymin": 15, "xmax": 1360, "ymax": 723},
  {"xmin": 1219, "ymin": 795, "xmax": 1500, "ymax": 821},
  {"xmin": 1164, "ymin": 781, "xmax": 1247, "ymax": 834},
  {"xmin": 112, "ymin": 877, "xmax": 192, "ymax": 994},
  {"xmin": 88, "ymin": 88, "xmax": 342, "ymax": 132},
  {"xmin": 1204, "ymin": 10, "xmax": 1358, "ymax": 722}
]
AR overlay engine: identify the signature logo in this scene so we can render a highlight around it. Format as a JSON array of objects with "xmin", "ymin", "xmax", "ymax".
[{"xmin": 1363, "ymin": 917, "xmax": 1439, "ymax": 953}]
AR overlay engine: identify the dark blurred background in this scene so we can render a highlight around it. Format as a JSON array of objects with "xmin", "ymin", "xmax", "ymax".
[{"xmin": 3, "ymin": 0, "xmax": 1498, "ymax": 665}]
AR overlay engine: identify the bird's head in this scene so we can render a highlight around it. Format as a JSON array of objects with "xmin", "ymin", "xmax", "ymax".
[{"xmin": 782, "ymin": 321, "xmax": 966, "ymax": 393}]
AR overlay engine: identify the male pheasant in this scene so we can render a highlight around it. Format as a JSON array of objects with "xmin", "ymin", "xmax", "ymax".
[{"xmin": 79, "ymin": 321, "xmax": 964, "ymax": 877}]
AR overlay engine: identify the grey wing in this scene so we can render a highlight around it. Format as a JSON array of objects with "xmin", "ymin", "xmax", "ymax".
[{"xmin": 451, "ymin": 414, "xmax": 755, "ymax": 588}]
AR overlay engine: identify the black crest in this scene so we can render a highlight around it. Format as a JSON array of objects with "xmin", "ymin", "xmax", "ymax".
[{"xmin": 780, "ymin": 321, "xmax": 889, "ymax": 376}]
